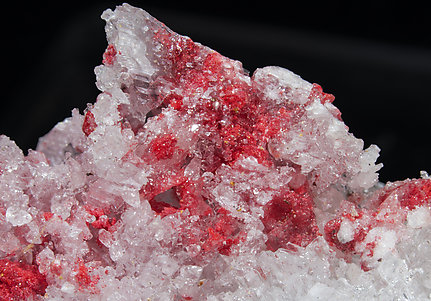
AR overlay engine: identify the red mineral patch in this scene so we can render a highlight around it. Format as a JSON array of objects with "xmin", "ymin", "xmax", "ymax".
[
  {"xmin": 308, "ymin": 83, "xmax": 335, "ymax": 105},
  {"xmin": 262, "ymin": 188, "xmax": 320, "ymax": 251},
  {"xmin": 324, "ymin": 215, "xmax": 369, "ymax": 254},
  {"xmin": 43, "ymin": 211, "xmax": 54, "ymax": 221},
  {"xmin": 399, "ymin": 179, "xmax": 431, "ymax": 210},
  {"xmin": 102, "ymin": 44, "xmax": 117, "ymax": 65},
  {"xmin": 82, "ymin": 110, "xmax": 97, "ymax": 136},
  {"xmin": 85, "ymin": 206, "xmax": 117, "ymax": 232},
  {"xmin": 149, "ymin": 134, "xmax": 178, "ymax": 160},
  {"xmin": 75, "ymin": 260, "xmax": 99, "ymax": 292},
  {"xmin": 0, "ymin": 259, "xmax": 48, "ymax": 300}
]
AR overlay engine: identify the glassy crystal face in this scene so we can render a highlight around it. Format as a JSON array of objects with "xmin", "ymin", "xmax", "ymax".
[{"xmin": 0, "ymin": 3, "xmax": 430, "ymax": 300}]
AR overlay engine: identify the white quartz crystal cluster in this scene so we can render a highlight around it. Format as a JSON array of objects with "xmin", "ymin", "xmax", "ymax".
[{"xmin": 0, "ymin": 3, "xmax": 430, "ymax": 300}]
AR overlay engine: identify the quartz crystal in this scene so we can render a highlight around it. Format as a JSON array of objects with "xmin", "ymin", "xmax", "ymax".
[{"xmin": 1, "ymin": 3, "xmax": 430, "ymax": 300}]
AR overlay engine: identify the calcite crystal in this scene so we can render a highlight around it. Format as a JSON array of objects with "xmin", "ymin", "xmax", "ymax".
[{"xmin": 1, "ymin": 3, "xmax": 430, "ymax": 300}]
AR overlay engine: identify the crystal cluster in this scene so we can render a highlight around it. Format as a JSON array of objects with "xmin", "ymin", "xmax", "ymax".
[{"xmin": 1, "ymin": 4, "xmax": 430, "ymax": 300}]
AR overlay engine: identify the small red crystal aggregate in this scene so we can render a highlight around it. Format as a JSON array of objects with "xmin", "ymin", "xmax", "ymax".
[
  {"xmin": 149, "ymin": 134, "xmax": 178, "ymax": 160},
  {"xmin": 74, "ymin": 260, "xmax": 100, "ymax": 293},
  {"xmin": 324, "ymin": 211, "xmax": 369, "ymax": 254},
  {"xmin": 0, "ymin": 259, "xmax": 48, "ymax": 300},
  {"xmin": 262, "ymin": 188, "xmax": 320, "ymax": 251},
  {"xmin": 102, "ymin": 44, "xmax": 117, "ymax": 65},
  {"xmin": 43, "ymin": 211, "xmax": 54, "ymax": 221},
  {"xmin": 309, "ymin": 83, "xmax": 335, "ymax": 105},
  {"xmin": 324, "ymin": 178, "xmax": 431, "ymax": 266},
  {"xmin": 85, "ymin": 206, "xmax": 117, "ymax": 232},
  {"xmin": 82, "ymin": 110, "xmax": 97, "ymax": 136}
]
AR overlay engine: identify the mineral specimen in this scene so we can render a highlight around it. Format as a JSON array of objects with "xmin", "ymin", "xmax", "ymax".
[{"xmin": 0, "ymin": 3, "xmax": 430, "ymax": 300}]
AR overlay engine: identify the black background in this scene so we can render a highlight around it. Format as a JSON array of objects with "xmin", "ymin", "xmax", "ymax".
[{"xmin": 1, "ymin": 1, "xmax": 430, "ymax": 183}]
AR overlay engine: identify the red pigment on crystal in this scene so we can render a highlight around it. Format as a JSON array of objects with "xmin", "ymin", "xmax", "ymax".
[
  {"xmin": 372, "ymin": 179, "xmax": 431, "ymax": 211},
  {"xmin": 398, "ymin": 179, "xmax": 431, "ymax": 210},
  {"xmin": 309, "ymin": 83, "xmax": 335, "ymax": 105},
  {"xmin": 162, "ymin": 94, "xmax": 184, "ymax": 110},
  {"xmin": 91, "ymin": 215, "xmax": 117, "ymax": 232},
  {"xmin": 308, "ymin": 83, "xmax": 342, "ymax": 120},
  {"xmin": 323, "ymin": 179, "xmax": 431, "ymax": 265},
  {"xmin": 85, "ymin": 206, "xmax": 117, "ymax": 232},
  {"xmin": 0, "ymin": 259, "xmax": 48, "ymax": 300},
  {"xmin": 262, "ymin": 188, "xmax": 320, "ymax": 251},
  {"xmin": 50, "ymin": 263, "xmax": 62, "ymax": 276},
  {"xmin": 141, "ymin": 171, "xmax": 187, "ymax": 202},
  {"xmin": 365, "ymin": 241, "xmax": 377, "ymax": 257},
  {"xmin": 149, "ymin": 134, "xmax": 178, "ymax": 160},
  {"xmin": 148, "ymin": 177, "xmax": 244, "ymax": 257},
  {"xmin": 75, "ymin": 261, "xmax": 99, "ymax": 292},
  {"xmin": 156, "ymin": 30, "xmax": 201, "ymax": 81},
  {"xmin": 82, "ymin": 111, "xmax": 97, "ymax": 136},
  {"xmin": 255, "ymin": 107, "xmax": 291, "ymax": 141},
  {"xmin": 43, "ymin": 212, "xmax": 54, "ymax": 221},
  {"xmin": 324, "ymin": 216, "xmax": 368, "ymax": 254},
  {"xmin": 102, "ymin": 44, "xmax": 117, "ymax": 65},
  {"xmin": 201, "ymin": 208, "xmax": 243, "ymax": 256},
  {"xmin": 85, "ymin": 206, "xmax": 105, "ymax": 219},
  {"xmin": 153, "ymin": 38, "xmax": 275, "ymax": 169},
  {"xmin": 176, "ymin": 179, "xmax": 212, "ymax": 216}
]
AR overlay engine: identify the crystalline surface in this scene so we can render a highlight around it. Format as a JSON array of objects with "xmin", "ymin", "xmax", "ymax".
[{"xmin": 1, "ymin": 3, "xmax": 430, "ymax": 300}]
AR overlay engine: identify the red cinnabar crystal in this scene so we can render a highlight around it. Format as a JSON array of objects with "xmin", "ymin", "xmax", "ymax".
[
  {"xmin": 102, "ymin": 44, "xmax": 117, "ymax": 65},
  {"xmin": 149, "ymin": 134, "xmax": 178, "ymax": 160},
  {"xmin": 82, "ymin": 110, "xmax": 97, "ymax": 136},
  {"xmin": 0, "ymin": 259, "xmax": 48, "ymax": 300}
]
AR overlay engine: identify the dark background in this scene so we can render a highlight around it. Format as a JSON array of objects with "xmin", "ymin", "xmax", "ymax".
[{"xmin": 1, "ymin": 1, "xmax": 430, "ymax": 183}]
